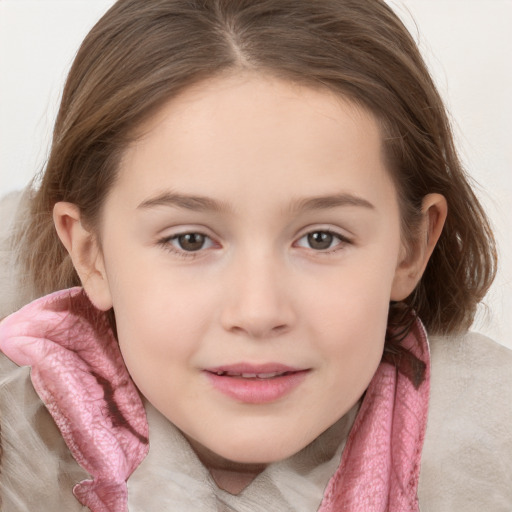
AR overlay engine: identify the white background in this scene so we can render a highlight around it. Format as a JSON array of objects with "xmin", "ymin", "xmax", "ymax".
[{"xmin": 0, "ymin": 0, "xmax": 511, "ymax": 348}]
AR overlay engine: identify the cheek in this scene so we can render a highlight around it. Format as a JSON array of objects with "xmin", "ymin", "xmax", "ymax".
[
  {"xmin": 305, "ymin": 258, "xmax": 394, "ymax": 389},
  {"xmin": 102, "ymin": 230, "xmax": 214, "ymax": 344},
  {"xmin": 100, "ymin": 255, "xmax": 210, "ymax": 392},
  {"xmin": 318, "ymin": 292, "xmax": 388, "ymax": 375},
  {"xmin": 112, "ymin": 282, "xmax": 212, "ymax": 361},
  {"xmin": 306, "ymin": 251, "xmax": 395, "ymax": 334},
  {"xmin": 110, "ymin": 287, "xmax": 209, "ymax": 410}
]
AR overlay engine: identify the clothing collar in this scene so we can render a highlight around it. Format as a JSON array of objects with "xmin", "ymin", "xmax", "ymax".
[{"xmin": 0, "ymin": 287, "xmax": 430, "ymax": 511}]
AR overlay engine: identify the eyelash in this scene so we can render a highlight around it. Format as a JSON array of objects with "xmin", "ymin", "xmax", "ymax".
[{"xmin": 157, "ymin": 228, "xmax": 352, "ymax": 259}]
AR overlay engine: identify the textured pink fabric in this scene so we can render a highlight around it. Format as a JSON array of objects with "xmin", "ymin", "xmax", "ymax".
[
  {"xmin": 0, "ymin": 288, "xmax": 429, "ymax": 511},
  {"xmin": 318, "ymin": 318, "xmax": 430, "ymax": 511},
  {"xmin": 0, "ymin": 288, "xmax": 149, "ymax": 512}
]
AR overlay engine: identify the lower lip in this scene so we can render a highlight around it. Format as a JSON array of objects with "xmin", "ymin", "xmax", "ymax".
[{"xmin": 204, "ymin": 371, "xmax": 309, "ymax": 404}]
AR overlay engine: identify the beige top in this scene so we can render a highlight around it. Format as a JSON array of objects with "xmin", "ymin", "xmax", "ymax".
[{"xmin": 1, "ymin": 190, "xmax": 511, "ymax": 511}]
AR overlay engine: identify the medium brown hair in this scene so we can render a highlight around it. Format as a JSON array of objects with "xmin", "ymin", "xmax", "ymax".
[{"xmin": 19, "ymin": 0, "xmax": 496, "ymax": 338}]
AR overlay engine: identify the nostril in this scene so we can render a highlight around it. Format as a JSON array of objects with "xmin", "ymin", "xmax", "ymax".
[
  {"xmin": 271, "ymin": 324, "xmax": 289, "ymax": 335},
  {"xmin": 225, "ymin": 322, "xmax": 290, "ymax": 339}
]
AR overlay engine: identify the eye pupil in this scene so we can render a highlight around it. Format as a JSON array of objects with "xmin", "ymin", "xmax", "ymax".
[
  {"xmin": 308, "ymin": 231, "xmax": 333, "ymax": 250},
  {"xmin": 178, "ymin": 233, "xmax": 206, "ymax": 251}
]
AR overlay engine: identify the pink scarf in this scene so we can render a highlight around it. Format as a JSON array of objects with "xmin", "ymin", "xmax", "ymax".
[
  {"xmin": 0, "ymin": 288, "xmax": 429, "ymax": 511},
  {"xmin": 319, "ymin": 309, "xmax": 429, "ymax": 511}
]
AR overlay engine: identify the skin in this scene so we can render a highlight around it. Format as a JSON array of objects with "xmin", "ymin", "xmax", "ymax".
[{"xmin": 54, "ymin": 73, "xmax": 446, "ymax": 493}]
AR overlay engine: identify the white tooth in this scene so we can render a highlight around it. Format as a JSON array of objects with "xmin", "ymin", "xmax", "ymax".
[
  {"xmin": 216, "ymin": 371, "xmax": 224, "ymax": 376},
  {"xmin": 241, "ymin": 373, "xmax": 258, "ymax": 378},
  {"xmin": 257, "ymin": 372, "xmax": 280, "ymax": 379}
]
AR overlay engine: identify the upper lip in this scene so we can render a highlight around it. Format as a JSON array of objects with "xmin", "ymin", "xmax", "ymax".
[{"xmin": 205, "ymin": 363, "xmax": 306, "ymax": 377}]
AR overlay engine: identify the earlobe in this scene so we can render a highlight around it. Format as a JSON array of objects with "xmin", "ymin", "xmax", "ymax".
[
  {"xmin": 390, "ymin": 193, "xmax": 448, "ymax": 301},
  {"xmin": 53, "ymin": 202, "xmax": 113, "ymax": 311}
]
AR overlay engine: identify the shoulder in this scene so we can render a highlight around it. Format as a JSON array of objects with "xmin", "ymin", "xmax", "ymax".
[
  {"xmin": 0, "ymin": 351, "xmax": 87, "ymax": 510},
  {"xmin": 0, "ymin": 189, "xmax": 36, "ymax": 320},
  {"xmin": 419, "ymin": 331, "xmax": 512, "ymax": 511}
]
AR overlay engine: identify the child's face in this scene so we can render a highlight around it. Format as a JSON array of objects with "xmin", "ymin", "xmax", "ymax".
[{"xmin": 94, "ymin": 73, "xmax": 409, "ymax": 465}]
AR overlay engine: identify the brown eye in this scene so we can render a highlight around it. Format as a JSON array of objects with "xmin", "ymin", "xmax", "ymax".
[
  {"xmin": 307, "ymin": 231, "xmax": 334, "ymax": 250},
  {"xmin": 176, "ymin": 233, "xmax": 207, "ymax": 251}
]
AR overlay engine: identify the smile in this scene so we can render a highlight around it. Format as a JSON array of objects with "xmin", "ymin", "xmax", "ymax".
[
  {"xmin": 213, "ymin": 370, "xmax": 292, "ymax": 379},
  {"xmin": 204, "ymin": 363, "xmax": 310, "ymax": 404}
]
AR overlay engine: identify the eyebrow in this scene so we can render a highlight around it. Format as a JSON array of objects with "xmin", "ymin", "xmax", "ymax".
[
  {"xmin": 137, "ymin": 191, "xmax": 375, "ymax": 213},
  {"xmin": 138, "ymin": 192, "xmax": 231, "ymax": 213},
  {"xmin": 289, "ymin": 193, "xmax": 375, "ymax": 212}
]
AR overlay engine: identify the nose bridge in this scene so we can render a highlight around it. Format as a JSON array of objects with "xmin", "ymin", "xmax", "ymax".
[{"xmin": 221, "ymin": 245, "xmax": 295, "ymax": 338}]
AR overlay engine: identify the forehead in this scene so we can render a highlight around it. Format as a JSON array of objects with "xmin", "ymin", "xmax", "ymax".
[{"xmin": 114, "ymin": 72, "xmax": 396, "ymax": 213}]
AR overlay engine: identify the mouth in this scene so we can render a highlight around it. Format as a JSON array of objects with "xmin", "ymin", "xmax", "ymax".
[
  {"xmin": 210, "ymin": 370, "xmax": 296, "ymax": 379},
  {"xmin": 204, "ymin": 364, "xmax": 310, "ymax": 403}
]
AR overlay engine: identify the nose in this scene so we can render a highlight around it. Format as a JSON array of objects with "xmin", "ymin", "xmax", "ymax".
[{"xmin": 220, "ymin": 252, "xmax": 296, "ymax": 339}]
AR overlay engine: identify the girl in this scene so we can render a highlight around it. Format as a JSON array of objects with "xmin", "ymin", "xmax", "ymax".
[{"xmin": 1, "ymin": 1, "xmax": 511, "ymax": 510}]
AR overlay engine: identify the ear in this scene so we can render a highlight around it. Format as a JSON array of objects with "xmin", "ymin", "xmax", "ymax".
[
  {"xmin": 53, "ymin": 202, "xmax": 113, "ymax": 311},
  {"xmin": 391, "ymin": 193, "xmax": 447, "ymax": 301}
]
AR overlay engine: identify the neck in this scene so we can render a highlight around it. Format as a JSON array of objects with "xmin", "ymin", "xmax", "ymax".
[{"xmin": 184, "ymin": 435, "xmax": 267, "ymax": 494}]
